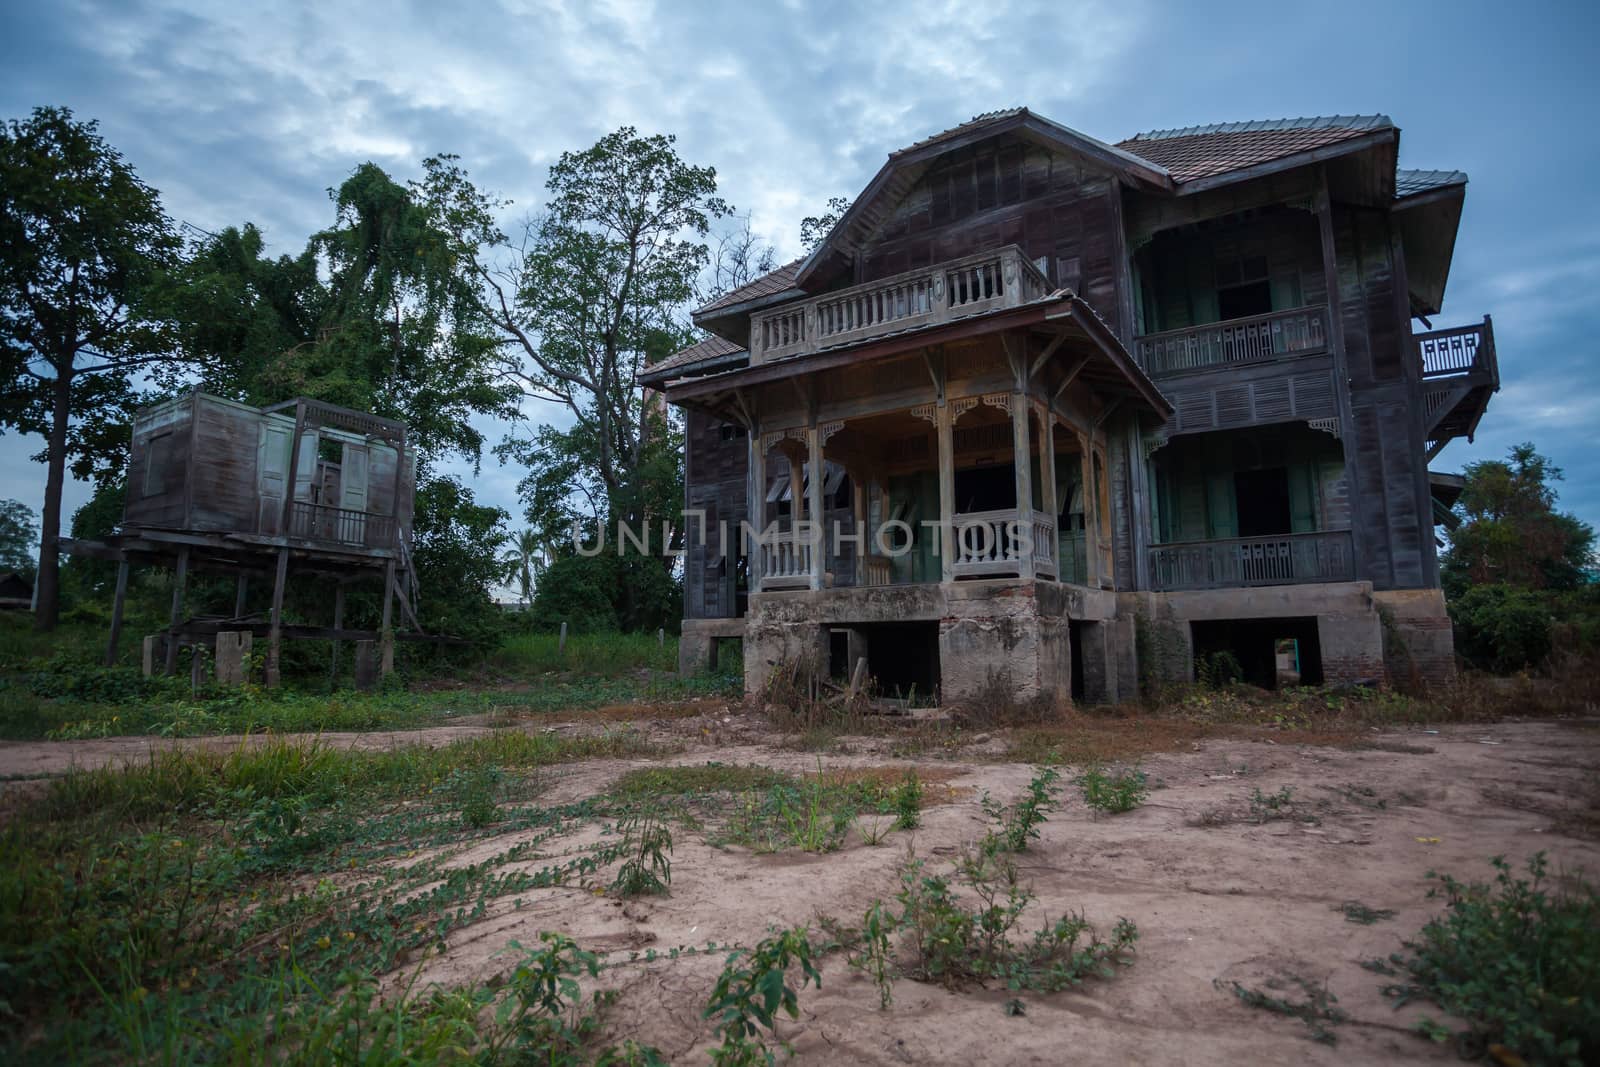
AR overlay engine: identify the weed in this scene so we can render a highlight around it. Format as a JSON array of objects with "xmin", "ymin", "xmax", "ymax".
[
  {"xmin": 704, "ymin": 927, "xmax": 822, "ymax": 1065},
  {"xmin": 607, "ymin": 809, "xmax": 673, "ymax": 898},
  {"xmin": 1383, "ymin": 853, "xmax": 1599, "ymax": 1064},
  {"xmin": 849, "ymin": 899, "xmax": 896, "ymax": 1009},
  {"xmin": 1220, "ymin": 973, "xmax": 1347, "ymax": 1045},
  {"xmin": 1248, "ymin": 786, "xmax": 1298, "ymax": 823},
  {"xmin": 1333, "ymin": 900, "xmax": 1396, "ymax": 925},
  {"xmin": 1077, "ymin": 766, "xmax": 1148, "ymax": 815},
  {"xmin": 892, "ymin": 770, "xmax": 922, "ymax": 830},
  {"xmin": 448, "ymin": 764, "xmax": 503, "ymax": 828},
  {"xmin": 981, "ymin": 767, "xmax": 1061, "ymax": 853}
]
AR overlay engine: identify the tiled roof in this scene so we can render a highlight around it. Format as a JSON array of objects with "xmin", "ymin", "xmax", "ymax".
[
  {"xmin": 694, "ymin": 259, "xmax": 804, "ymax": 317},
  {"xmin": 889, "ymin": 108, "xmax": 1028, "ymax": 158},
  {"xmin": 1395, "ymin": 168, "xmax": 1467, "ymax": 198},
  {"xmin": 642, "ymin": 333, "xmax": 745, "ymax": 381},
  {"xmin": 1116, "ymin": 115, "xmax": 1392, "ymax": 183}
]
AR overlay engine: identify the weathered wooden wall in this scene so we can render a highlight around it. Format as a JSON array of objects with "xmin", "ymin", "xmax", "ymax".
[
  {"xmin": 858, "ymin": 138, "xmax": 1128, "ymax": 338},
  {"xmin": 188, "ymin": 396, "xmax": 263, "ymax": 533},
  {"xmin": 683, "ymin": 406, "xmax": 748, "ymax": 619},
  {"xmin": 124, "ymin": 398, "xmax": 194, "ymax": 530}
]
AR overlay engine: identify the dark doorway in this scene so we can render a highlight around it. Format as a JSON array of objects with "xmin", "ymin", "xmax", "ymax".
[
  {"xmin": 1217, "ymin": 279, "xmax": 1272, "ymax": 320},
  {"xmin": 1234, "ymin": 467, "xmax": 1292, "ymax": 537},
  {"xmin": 828, "ymin": 629, "xmax": 850, "ymax": 680},
  {"xmin": 1068, "ymin": 619, "xmax": 1086, "ymax": 702},
  {"xmin": 854, "ymin": 622, "xmax": 940, "ymax": 700},
  {"xmin": 1190, "ymin": 617, "xmax": 1322, "ymax": 689},
  {"xmin": 954, "ymin": 464, "xmax": 1016, "ymax": 513}
]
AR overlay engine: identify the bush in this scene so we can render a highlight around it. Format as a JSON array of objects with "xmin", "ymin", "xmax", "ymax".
[
  {"xmin": 528, "ymin": 554, "xmax": 621, "ymax": 634},
  {"xmin": 1448, "ymin": 585, "xmax": 1555, "ymax": 673},
  {"xmin": 1387, "ymin": 853, "xmax": 1598, "ymax": 1064}
]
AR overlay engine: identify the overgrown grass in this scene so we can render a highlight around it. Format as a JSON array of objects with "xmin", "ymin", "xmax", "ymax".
[{"xmin": 491, "ymin": 629, "xmax": 680, "ymax": 676}]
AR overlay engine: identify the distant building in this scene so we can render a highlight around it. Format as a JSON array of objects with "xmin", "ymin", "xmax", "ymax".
[
  {"xmin": 0, "ymin": 571, "xmax": 32, "ymax": 610},
  {"xmin": 645, "ymin": 109, "xmax": 1495, "ymax": 702}
]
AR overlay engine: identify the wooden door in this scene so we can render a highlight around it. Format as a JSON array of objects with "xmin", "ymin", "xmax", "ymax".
[
  {"xmin": 256, "ymin": 422, "xmax": 292, "ymax": 534},
  {"xmin": 339, "ymin": 444, "xmax": 370, "ymax": 544}
]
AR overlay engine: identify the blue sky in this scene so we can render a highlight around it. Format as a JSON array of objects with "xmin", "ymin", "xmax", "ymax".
[{"xmin": 2, "ymin": 0, "xmax": 1597, "ymax": 538}]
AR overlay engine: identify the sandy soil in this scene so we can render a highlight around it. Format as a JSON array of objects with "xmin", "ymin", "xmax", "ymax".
[{"xmin": 7, "ymin": 715, "xmax": 1597, "ymax": 1063}]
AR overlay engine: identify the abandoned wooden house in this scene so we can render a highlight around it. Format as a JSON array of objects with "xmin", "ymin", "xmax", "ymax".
[
  {"xmin": 63, "ymin": 393, "xmax": 419, "ymax": 686},
  {"xmin": 642, "ymin": 109, "xmax": 1497, "ymax": 704}
]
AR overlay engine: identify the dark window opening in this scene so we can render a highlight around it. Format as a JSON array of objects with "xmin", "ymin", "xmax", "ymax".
[
  {"xmin": 1234, "ymin": 467, "xmax": 1292, "ymax": 537},
  {"xmin": 1217, "ymin": 279, "xmax": 1272, "ymax": 320},
  {"xmin": 719, "ymin": 424, "xmax": 747, "ymax": 442},
  {"xmin": 829, "ymin": 629, "xmax": 850, "ymax": 681},
  {"xmin": 1191, "ymin": 617, "xmax": 1323, "ymax": 689},
  {"xmin": 954, "ymin": 463, "xmax": 1016, "ymax": 513},
  {"xmin": 1068, "ymin": 619, "xmax": 1086, "ymax": 702},
  {"xmin": 832, "ymin": 472, "xmax": 852, "ymax": 511},
  {"xmin": 852, "ymin": 622, "xmax": 940, "ymax": 700}
]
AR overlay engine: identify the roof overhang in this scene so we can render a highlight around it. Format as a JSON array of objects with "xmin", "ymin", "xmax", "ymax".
[
  {"xmin": 1395, "ymin": 182, "xmax": 1467, "ymax": 318},
  {"xmin": 1173, "ymin": 127, "xmax": 1399, "ymax": 200},
  {"xmin": 795, "ymin": 111, "xmax": 1174, "ymax": 292}
]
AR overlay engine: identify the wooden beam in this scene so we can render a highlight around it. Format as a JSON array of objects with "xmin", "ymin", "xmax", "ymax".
[
  {"xmin": 1012, "ymin": 392, "xmax": 1034, "ymax": 579},
  {"xmin": 266, "ymin": 547, "xmax": 289, "ymax": 688},
  {"xmin": 164, "ymin": 547, "xmax": 190, "ymax": 676},
  {"xmin": 1028, "ymin": 333, "xmax": 1067, "ymax": 379},
  {"xmin": 105, "ymin": 561, "xmax": 129, "ymax": 668},
  {"xmin": 329, "ymin": 583, "xmax": 346, "ymax": 686},
  {"xmin": 807, "ymin": 423, "xmax": 825, "ymax": 591},
  {"xmin": 937, "ymin": 401, "xmax": 956, "ymax": 582}
]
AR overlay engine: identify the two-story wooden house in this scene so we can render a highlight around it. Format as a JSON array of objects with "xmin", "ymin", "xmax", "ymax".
[{"xmin": 643, "ymin": 109, "xmax": 1496, "ymax": 704}]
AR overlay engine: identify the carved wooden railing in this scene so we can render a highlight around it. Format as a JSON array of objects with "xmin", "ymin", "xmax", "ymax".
[
  {"xmin": 1148, "ymin": 530, "xmax": 1354, "ymax": 591},
  {"xmin": 952, "ymin": 509, "xmax": 1057, "ymax": 579},
  {"xmin": 758, "ymin": 536, "xmax": 813, "ymax": 590},
  {"xmin": 751, "ymin": 245, "xmax": 1053, "ymax": 364},
  {"xmin": 859, "ymin": 555, "xmax": 893, "ymax": 587},
  {"xmin": 1134, "ymin": 306, "xmax": 1329, "ymax": 376},
  {"xmin": 1415, "ymin": 316, "xmax": 1496, "ymax": 381},
  {"xmin": 288, "ymin": 501, "xmax": 395, "ymax": 550}
]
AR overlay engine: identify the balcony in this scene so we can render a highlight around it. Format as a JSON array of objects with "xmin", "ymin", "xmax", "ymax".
[
  {"xmin": 750, "ymin": 245, "xmax": 1053, "ymax": 364},
  {"xmin": 1148, "ymin": 530, "xmax": 1354, "ymax": 591},
  {"xmin": 1415, "ymin": 315, "xmax": 1498, "ymax": 448},
  {"xmin": 1134, "ymin": 306, "xmax": 1329, "ymax": 376},
  {"xmin": 287, "ymin": 501, "xmax": 396, "ymax": 551},
  {"xmin": 952, "ymin": 509, "xmax": 1058, "ymax": 581}
]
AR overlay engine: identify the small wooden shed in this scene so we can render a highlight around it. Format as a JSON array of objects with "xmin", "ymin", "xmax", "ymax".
[{"xmin": 65, "ymin": 393, "xmax": 422, "ymax": 685}]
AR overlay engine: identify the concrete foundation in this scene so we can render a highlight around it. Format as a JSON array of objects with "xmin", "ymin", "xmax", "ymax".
[
  {"xmin": 215, "ymin": 631, "xmax": 252, "ymax": 687},
  {"xmin": 713, "ymin": 576, "xmax": 1459, "ymax": 706},
  {"xmin": 679, "ymin": 617, "xmax": 745, "ymax": 675}
]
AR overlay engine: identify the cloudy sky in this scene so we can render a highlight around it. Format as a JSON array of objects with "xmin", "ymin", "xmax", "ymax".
[{"xmin": 3, "ymin": 0, "xmax": 1598, "ymax": 542}]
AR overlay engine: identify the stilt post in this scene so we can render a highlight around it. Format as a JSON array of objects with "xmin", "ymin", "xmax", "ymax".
[
  {"xmin": 164, "ymin": 547, "xmax": 189, "ymax": 676},
  {"xmin": 105, "ymin": 560, "xmax": 129, "ymax": 667}
]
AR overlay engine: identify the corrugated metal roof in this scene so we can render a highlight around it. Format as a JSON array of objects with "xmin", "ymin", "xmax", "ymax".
[
  {"xmin": 1395, "ymin": 168, "xmax": 1467, "ymax": 198},
  {"xmin": 1116, "ymin": 115, "xmax": 1393, "ymax": 183},
  {"xmin": 694, "ymin": 259, "xmax": 804, "ymax": 317}
]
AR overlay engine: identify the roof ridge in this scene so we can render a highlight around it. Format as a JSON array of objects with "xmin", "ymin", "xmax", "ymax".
[
  {"xmin": 888, "ymin": 107, "xmax": 1029, "ymax": 158},
  {"xmin": 1121, "ymin": 114, "xmax": 1392, "ymax": 143}
]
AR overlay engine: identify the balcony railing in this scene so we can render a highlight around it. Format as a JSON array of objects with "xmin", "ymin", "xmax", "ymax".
[
  {"xmin": 288, "ymin": 501, "xmax": 395, "ymax": 550},
  {"xmin": 1148, "ymin": 530, "xmax": 1354, "ymax": 591},
  {"xmin": 1415, "ymin": 316, "xmax": 1496, "ymax": 381},
  {"xmin": 750, "ymin": 245, "xmax": 1053, "ymax": 364},
  {"xmin": 758, "ymin": 537, "xmax": 814, "ymax": 590},
  {"xmin": 952, "ymin": 509, "xmax": 1058, "ymax": 580},
  {"xmin": 1134, "ymin": 306, "xmax": 1329, "ymax": 376}
]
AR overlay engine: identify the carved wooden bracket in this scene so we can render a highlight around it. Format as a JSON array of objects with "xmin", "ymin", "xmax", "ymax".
[
  {"xmin": 1306, "ymin": 417, "xmax": 1341, "ymax": 438},
  {"xmin": 981, "ymin": 392, "xmax": 1014, "ymax": 415},
  {"xmin": 1142, "ymin": 432, "xmax": 1170, "ymax": 460},
  {"xmin": 950, "ymin": 396, "xmax": 980, "ymax": 423},
  {"xmin": 818, "ymin": 419, "xmax": 845, "ymax": 444},
  {"xmin": 909, "ymin": 403, "xmax": 937, "ymax": 424}
]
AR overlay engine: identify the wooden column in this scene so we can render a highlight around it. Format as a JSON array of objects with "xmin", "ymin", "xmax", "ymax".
[
  {"xmin": 380, "ymin": 559, "xmax": 396, "ymax": 678},
  {"xmin": 1314, "ymin": 169, "xmax": 1367, "ymax": 578},
  {"xmin": 1039, "ymin": 410, "xmax": 1058, "ymax": 578},
  {"xmin": 329, "ymin": 583, "xmax": 346, "ymax": 686},
  {"xmin": 1012, "ymin": 393, "xmax": 1034, "ymax": 579},
  {"xmin": 851, "ymin": 468, "xmax": 869, "ymax": 578},
  {"xmin": 747, "ymin": 428, "xmax": 765, "ymax": 589},
  {"xmin": 266, "ymin": 547, "xmax": 289, "ymax": 688},
  {"xmin": 104, "ymin": 560, "xmax": 129, "ymax": 667},
  {"xmin": 806, "ymin": 425, "xmax": 824, "ymax": 590},
  {"xmin": 1079, "ymin": 435, "xmax": 1099, "ymax": 588},
  {"xmin": 164, "ymin": 547, "xmax": 189, "ymax": 676},
  {"xmin": 234, "ymin": 574, "xmax": 248, "ymax": 619},
  {"xmin": 937, "ymin": 402, "xmax": 955, "ymax": 582}
]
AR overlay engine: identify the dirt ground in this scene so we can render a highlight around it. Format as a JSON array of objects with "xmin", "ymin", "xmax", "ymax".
[{"xmin": 7, "ymin": 715, "xmax": 1598, "ymax": 1063}]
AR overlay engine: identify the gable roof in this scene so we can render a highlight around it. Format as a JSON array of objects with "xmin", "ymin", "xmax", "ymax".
[{"xmin": 1115, "ymin": 115, "xmax": 1393, "ymax": 184}]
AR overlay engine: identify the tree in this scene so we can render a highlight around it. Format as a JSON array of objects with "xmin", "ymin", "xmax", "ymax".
[
  {"xmin": 702, "ymin": 213, "xmax": 776, "ymax": 303},
  {"xmin": 0, "ymin": 499, "xmax": 37, "ymax": 575},
  {"xmin": 0, "ymin": 107, "xmax": 181, "ymax": 629},
  {"xmin": 422, "ymin": 130, "xmax": 728, "ymax": 630},
  {"xmin": 500, "ymin": 528, "xmax": 547, "ymax": 606},
  {"xmin": 800, "ymin": 196, "xmax": 851, "ymax": 252},
  {"xmin": 1442, "ymin": 443, "xmax": 1595, "ymax": 598}
]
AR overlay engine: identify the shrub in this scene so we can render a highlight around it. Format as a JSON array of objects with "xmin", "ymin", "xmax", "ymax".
[
  {"xmin": 704, "ymin": 927, "xmax": 822, "ymax": 1065},
  {"xmin": 1448, "ymin": 585, "xmax": 1556, "ymax": 673},
  {"xmin": 980, "ymin": 767, "xmax": 1061, "ymax": 853},
  {"xmin": 1077, "ymin": 766, "xmax": 1148, "ymax": 815},
  {"xmin": 1386, "ymin": 853, "xmax": 1598, "ymax": 1064}
]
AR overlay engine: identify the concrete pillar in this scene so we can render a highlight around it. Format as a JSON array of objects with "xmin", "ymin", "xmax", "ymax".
[
  {"xmin": 142, "ymin": 635, "xmax": 159, "ymax": 678},
  {"xmin": 216, "ymin": 631, "xmax": 253, "ymax": 687}
]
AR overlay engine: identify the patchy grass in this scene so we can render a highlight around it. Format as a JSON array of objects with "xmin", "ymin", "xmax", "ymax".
[
  {"xmin": 1220, "ymin": 972, "xmax": 1347, "ymax": 1045},
  {"xmin": 490, "ymin": 630, "xmax": 680, "ymax": 676},
  {"xmin": 611, "ymin": 762, "xmax": 795, "ymax": 800},
  {"xmin": 1333, "ymin": 900, "xmax": 1396, "ymax": 925}
]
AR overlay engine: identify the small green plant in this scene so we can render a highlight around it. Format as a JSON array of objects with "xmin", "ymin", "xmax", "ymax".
[
  {"xmin": 981, "ymin": 767, "xmax": 1061, "ymax": 853},
  {"xmin": 1220, "ymin": 973, "xmax": 1347, "ymax": 1045},
  {"xmin": 1195, "ymin": 649, "xmax": 1244, "ymax": 688},
  {"xmin": 849, "ymin": 899, "xmax": 896, "ymax": 1010},
  {"xmin": 704, "ymin": 927, "xmax": 823, "ymax": 1065},
  {"xmin": 608, "ymin": 809, "xmax": 673, "ymax": 897},
  {"xmin": 892, "ymin": 771, "xmax": 922, "ymax": 831},
  {"xmin": 448, "ymin": 765, "xmax": 503, "ymax": 828},
  {"xmin": 1248, "ymin": 786, "xmax": 1297, "ymax": 823},
  {"xmin": 1077, "ymin": 766, "xmax": 1148, "ymax": 815},
  {"xmin": 1383, "ymin": 853, "xmax": 1599, "ymax": 1065},
  {"xmin": 1333, "ymin": 900, "xmax": 1395, "ymax": 925}
]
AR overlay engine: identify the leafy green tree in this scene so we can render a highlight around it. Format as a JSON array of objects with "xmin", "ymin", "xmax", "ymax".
[
  {"xmin": 422, "ymin": 131, "xmax": 726, "ymax": 630},
  {"xmin": 1442, "ymin": 443, "xmax": 1595, "ymax": 598},
  {"xmin": 0, "ymin": 499, "xmax": 37, "ymax": 575},
  {"xmin": 500, "ymin": 528, "xmax": 546, "ymax": 607},
  {"xmin": 0, "ymin": 106, "xmax": 181, "ymax": 629}
]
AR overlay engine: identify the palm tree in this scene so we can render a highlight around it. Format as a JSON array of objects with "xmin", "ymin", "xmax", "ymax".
[{"xmin": 500, "ymin": 529, "xmax": 545, "ymax": 607}]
